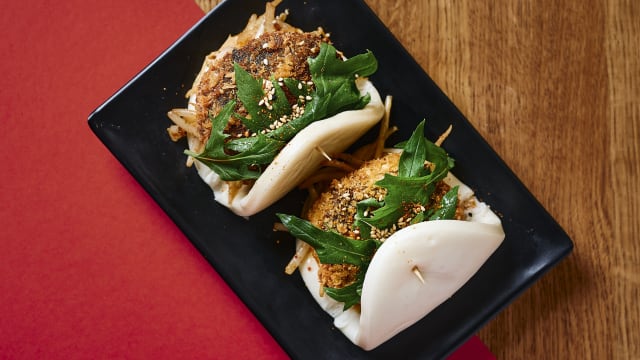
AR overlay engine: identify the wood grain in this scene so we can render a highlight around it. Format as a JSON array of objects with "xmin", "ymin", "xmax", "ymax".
[
  {"xmin": 196, "ymin": 0, "xmax": 639, "ymax": 358},
  {"xmin": 363, "ymin": 0, "xmax": 639, "ymax": 359}
]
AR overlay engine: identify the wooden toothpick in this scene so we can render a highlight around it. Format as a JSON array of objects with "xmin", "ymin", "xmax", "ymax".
[{"xmin": 412, "ymin": 266, "xmax": 425, "ymax": 284}]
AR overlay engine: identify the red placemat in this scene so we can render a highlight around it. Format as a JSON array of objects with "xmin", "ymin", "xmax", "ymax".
[{"xmin": 0, "ymin": 1, "xmax": 495, "ymax": 358}]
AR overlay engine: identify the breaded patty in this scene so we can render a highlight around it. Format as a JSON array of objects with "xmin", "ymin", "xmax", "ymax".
[{"xmin": 193, "ymin": 31, "xmax": 327, "ymax": 143}]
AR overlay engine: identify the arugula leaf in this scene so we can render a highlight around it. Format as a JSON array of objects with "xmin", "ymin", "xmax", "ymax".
[
  {"xmin": 365, "ymin": 174, "xmax": 437, "ymax": 229},
  {"xmin": 363, "ymin": 120, "xmax": 454, "ymax": 228},
  {"xmin": 429, "ymin": 185, "xmax": 459, "ymax": 221},
  {"xmin": 283, "ymin": 78, "xmax": 310, "ymax": 99},
  {"xmin": 233, "ymin": 64, "xmax": 272, "ymax": 132},
  {"xmin": 410, "ymin": 211, "xmax": 427, "ymax": 225},
  {"xmin": 277, "ymin": 213, "xmax": 381, "ymax": 310},
  {"xmin": 324, "ymin": 271, "xmax": 366, "ymax": 310},
  {"xmin": 267, "ymin": 43, "xmax": 377, "ymax": 141},
  {"xmin": 353, "ymin": 197, "xmax": 383, "ymax": 240},
  {"xmin": 225, "ymin": 136, "xmax": 258, "ymax": 153},
  {"xmin": 185, "ymin": 101, "xmax": 285, "ymax": 180},
  {"xmin": 398, "ymin": 120, "xmax": 429, "ymax": 177},
  {"xmin": 277, "ymin": 214, "xmax": 380, "ymax": 265}
]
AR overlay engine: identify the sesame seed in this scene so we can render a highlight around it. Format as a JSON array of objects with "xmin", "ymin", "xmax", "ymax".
[
  {"xmin": 305, "ymin": 95, "xmax": 312, "ymax": 101},
  {"xmin": 263, "ymin": 58, "xmax": 269, "ymax": 66},
  {"xmin": 297, "ymin": 82, "xmax": 303, "ymax": 90},
  {"xmin": 262, "ymin": 42, "xmax": 269, "ymax": 49}
]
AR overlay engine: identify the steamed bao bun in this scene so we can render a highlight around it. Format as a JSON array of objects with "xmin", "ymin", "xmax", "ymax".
[
  {"xmin": 296, "ymin": 153, "xmax": 505, "ymax": 350},
  {"xmin": 180, "ymin": 0, "xmax": 385, "ymax": 217}
]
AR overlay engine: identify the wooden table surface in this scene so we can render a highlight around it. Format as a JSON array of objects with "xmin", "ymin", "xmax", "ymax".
[
  {"xmin": 197, "ymin": 0, "xmax": 639, "ymax": 358},
  {"xmin": 362, "ymin": 0, "xmax": 639, "ymax": 359}
]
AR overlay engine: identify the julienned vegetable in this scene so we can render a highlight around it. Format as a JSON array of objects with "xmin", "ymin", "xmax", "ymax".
[
  {"xmin": 166, "ymin": 0, "xmax": 385, "ymax": 216},
  {"xmin": 278, "ymin": 121, "xmax": 505, "ymax": 350}
]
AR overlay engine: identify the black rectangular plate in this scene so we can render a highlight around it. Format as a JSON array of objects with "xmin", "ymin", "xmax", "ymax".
[{"xmin": 88, "ymin": 0, "xmax": 573, "ymax": 358}]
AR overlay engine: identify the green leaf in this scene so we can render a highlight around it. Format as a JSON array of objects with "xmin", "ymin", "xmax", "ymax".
[
  {"xmin": 277, "ymin": 213, "xmax": 381, "ymax": 310},
  {"xmin": 398, "ymin": 120, "xmax": 429, "ymax": 177},
  {"xmin": 353, "ymin": 197, "xmax": 383, "ymax": 240},
  {"xmin": 185, "ymin": 101, "xmax": 285, "ymax": 180},
  {"xmin": 429, "ymin": 185, "xmax": 459, "ymax": 221},
  {"xmin": 234, "ymin": 64, "xmax": 271, "ymax": 132},
  {"xmin": 410, "ymin": 211, "xmax": 427, "ymax": 225},
  {"xmin": 324, "ymin": 271, "xmax": 366, "ymax": 310},
  {"xmin": 365, "ymin": 173, "xmax": 436, "ymax": 229},
  {"xmin": 225, "ymin": 137, "xmax": 258, "ymax": 153},
  {"xmin": 277, "ymin": 214, "xmax": 380, "ymax": 265},
  {"xmin": 270, "ymin": 76, "xmax": 292, "ymax": 115},
  {"xmin": 267, "ymin": 43, "xmax": 377, "ymax": 141},
  {"xmin": 283, "ymin": 78, "xmax": 310, "ymax": 99},
  {"xmin": 356, "ymin": 120, "xmax": 455, "ymax": 229}
]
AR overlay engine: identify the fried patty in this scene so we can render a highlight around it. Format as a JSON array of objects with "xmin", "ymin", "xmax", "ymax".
[{"xmin": 194, "ymin": 31, "xmax": 327, "ymax": 143}]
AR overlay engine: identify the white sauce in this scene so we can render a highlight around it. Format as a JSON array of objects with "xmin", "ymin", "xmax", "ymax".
[{"xmin": 297, "ymin": 175, "xmax": 504, "ymax": 350}]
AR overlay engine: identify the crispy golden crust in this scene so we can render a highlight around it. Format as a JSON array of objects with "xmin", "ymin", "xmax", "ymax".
[
  {"xmin": 194, "ymin": 31, "xmax": 327, "ymax": 142},
  {"xmin": 307, "ymin": 153, "xmax": 399, "ymax": 236}
]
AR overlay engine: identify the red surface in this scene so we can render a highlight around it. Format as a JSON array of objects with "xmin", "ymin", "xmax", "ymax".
[{"xmin": 0, "ymin": 1, "xmax": 495, "ymax": 358}]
